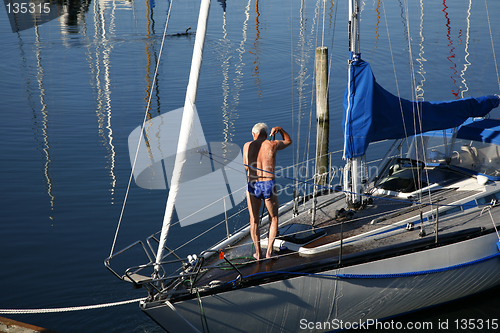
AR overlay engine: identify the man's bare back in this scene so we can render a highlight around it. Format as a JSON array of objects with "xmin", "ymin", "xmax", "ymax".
[
  {"xmin": 243, "ymin": 140, "xmax": 280, "ymax": 182},
  {"xmin": 243, "ymin": 126, "xmax": 292, "ymax": 181}
]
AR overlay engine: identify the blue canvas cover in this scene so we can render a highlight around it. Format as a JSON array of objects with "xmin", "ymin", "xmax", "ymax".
[
  {"xmin": 456, "ymin": 118, "xmax": 500, "ymax": 145},
  {"xmin": 342, "ymin": 59, "xmax": 500, "ymax": 159}
]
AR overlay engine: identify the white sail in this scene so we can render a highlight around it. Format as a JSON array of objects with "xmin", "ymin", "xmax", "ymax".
[{"xmin": 156, "ymin": 0, "xmax": 212, "ymax": 264}]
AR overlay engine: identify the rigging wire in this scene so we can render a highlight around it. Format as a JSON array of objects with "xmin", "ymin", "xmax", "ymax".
[
  {"xmin": 320, "ymin": 0, "xmax": 327, "ymax": 47},
  {"xmin": 110, "ymin": 0, "xmax": 174, "ymax": 257},
  {"xmin": 380, "ymin": 2, "xmax": 410, "ymax": 155},
  {"xmin": 484, "ymin": 0, "xmax": 500, "ymax": 91},
  {"xmin": 290, "ymin": 0, "xmax": 296, "ymax": 209},
  {"xmin": 203, "ymin": 149, "xmax": 490, "ymax": 210},
  {"xmin": 12, "ymin": 0, "xmax": 500, "ymax": 319},
  {"xmin": 300, "ymin": 0, "xmax": 321, "ymax": 203},
  {"xmin": 155, "ymin": 146, "xmax": 353, "ymax": 238},
  {"xmin": 165, "ymin": 146, "xmax": 428, "ymax": 258},
  {"xmin": 381, "ymin": 0, "xmax": 432, "ymax": 212},
  {"xmin": 402, "ymin": 0, "xmax": 429, "ymax": 207},
  {"xmin": 320, "ymin": 0, "xmax": 339, "ymax": 187},
  {"xmin": 315, "ymin": 0, "xmax": 329, "ymax": 177}
]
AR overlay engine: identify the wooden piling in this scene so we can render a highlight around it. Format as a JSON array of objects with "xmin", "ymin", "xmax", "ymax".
[
  {"xmin": 0, "ymin": 316, "xmax": 59, "ymax": 333},
  {"xmin": 315, "ymin": 46, "xmax": 329, "ymax": 186}
]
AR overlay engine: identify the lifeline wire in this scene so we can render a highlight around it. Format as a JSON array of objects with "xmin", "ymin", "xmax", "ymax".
[
  {"xmin": 221, "ymin": 252, "xmax": 500, "ymax": 288},
  {"xmin": 202, "ymin": 149, "xmax": 493, "ymax": 210}
]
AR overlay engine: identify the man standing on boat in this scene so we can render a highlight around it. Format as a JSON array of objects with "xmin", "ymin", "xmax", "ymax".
[{"xmin": 243, "ymin": 123, "xmax": 292, "ymax": 260}]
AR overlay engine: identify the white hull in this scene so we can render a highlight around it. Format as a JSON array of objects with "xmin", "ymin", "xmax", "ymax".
[{"xmin": 142, "ymin": 232, "xmax": 500, "ymax": 332}]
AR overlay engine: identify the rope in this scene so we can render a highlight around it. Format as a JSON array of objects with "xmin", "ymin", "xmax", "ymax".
[
  {"xmin": 223, "ymin": 252, "xmax": 500, "ymax": 286},
  {"xmin": 165, "ymin": 300, "xmax": 203, "ymax": 333},
  {"xmin": 196, "ymin": 288, "xmax": 210, "ymax": 333},
  {"xmin": 191, "ymin": 274, "xmax": 210, "ymax": 333},
  {"xmin": 217, "ymin": 256, "xmax": 255, "ymax": 270},
  {"xmin": 338, "ymin": 252, "xmax": 500, "ymax": 279},
  {"xmin": 0, "ymin": 297, "xmax": 146, "ymax": 315},
  {"xmin": 486, "ymin": 208, "xmax": 500, "ymax": 241}
]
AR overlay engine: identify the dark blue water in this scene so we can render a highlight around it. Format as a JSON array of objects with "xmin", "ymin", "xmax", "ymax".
[{"xmin": 1, "ymin": 0, "xmax": 500, "ymax": 332}]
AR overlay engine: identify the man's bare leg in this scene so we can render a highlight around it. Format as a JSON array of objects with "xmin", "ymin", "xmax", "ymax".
[
  {"xmin": 264, "ymin": 193, "xmax": 279, "ymax": 258},
  {"xmin": 247, "ymin": 192, "xmax": 263, "ymax": 260}
]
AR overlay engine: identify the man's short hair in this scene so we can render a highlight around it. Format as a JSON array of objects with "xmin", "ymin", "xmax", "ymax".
[{"xmin": 252, "ymin": 123, "xmax": 268, "ymax": 136}]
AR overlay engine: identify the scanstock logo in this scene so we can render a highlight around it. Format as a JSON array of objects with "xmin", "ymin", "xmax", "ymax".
[{"xmin": 128, "ymin": 106, "xmax": 246, "ymax": 226}]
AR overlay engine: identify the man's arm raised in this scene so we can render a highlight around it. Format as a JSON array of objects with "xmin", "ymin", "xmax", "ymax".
[{"xmin": 270, "ymin": 126, "xmax": 292, "ymax": 150}]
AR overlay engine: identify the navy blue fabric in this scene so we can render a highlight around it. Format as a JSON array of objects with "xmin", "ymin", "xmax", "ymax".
[
  {"xmin": 342, "ymin": 59, "xmax": 500, "ymax": 158},
  {"xmin": 247, "ymin": 179, "xmax": 276, "ymax": 200},
  {"xmin": 456, "ymin": 119, "xmax": 500, "ymax": 145}
]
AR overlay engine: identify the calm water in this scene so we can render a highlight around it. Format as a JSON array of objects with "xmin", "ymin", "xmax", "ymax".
[{"xmin": 1, "ymin": 0, "xmax": 500, "ymax": 332}]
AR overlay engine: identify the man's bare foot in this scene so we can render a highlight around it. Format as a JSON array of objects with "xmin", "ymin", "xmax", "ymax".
[
  {"xmin": 266, "ymin": 252, "xmax": 279, "ymax": 260},
  {"xmin": 253, "ymin": 252, "xmax": 263, "ymax": 261}
]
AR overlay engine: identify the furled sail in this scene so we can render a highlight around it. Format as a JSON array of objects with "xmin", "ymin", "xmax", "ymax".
[{"xmin": 343, "ymin": 59, "xmax": 500, "ymax": 159}]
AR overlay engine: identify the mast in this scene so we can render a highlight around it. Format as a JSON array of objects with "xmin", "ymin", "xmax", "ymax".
[
  {"xmin": 156, "ymin": 0, "xmax": 211, "ymax": 267},
  {"xmin": 348, "ymin": 0, "xmax": 360, "ymax": 59},
  {"xmin": 344, "ymin": 0, "xmax": 363, "ymax": 208}
]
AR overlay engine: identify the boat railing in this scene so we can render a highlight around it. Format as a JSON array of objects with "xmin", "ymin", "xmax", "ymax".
[
  {"xmin": 104, "ymin": 240, "xmax": 154, "ymax": 281},
  {"xmin": 105, "ymin": 141, "xmax": 403, "ymax": 291},
  {"xmin": 106, "ymin": 235, "xmax": 219, "ymax": 295},
  {"xmin": 146, "ymin": 234, "xmax": 183, "ymax": 261},
  {"xmin": 115, "ymin": 248, "xmax": 245, "ymax": 298},
  {"xmin": 105, "ymin": 238, "xmax": 182, "ymax": 287},
  {"xmin": 104, "ymin": 150, "xmax": 347, "ymax": 290},
  {"xmin": 122, "ymin": 257, "xmax": 190, "ymax": 290}
]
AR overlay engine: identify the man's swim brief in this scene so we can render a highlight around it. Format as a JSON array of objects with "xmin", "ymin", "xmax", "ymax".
[{"xmin": 247, "ymin": 179, "xmax": 276, "ymax": 200}]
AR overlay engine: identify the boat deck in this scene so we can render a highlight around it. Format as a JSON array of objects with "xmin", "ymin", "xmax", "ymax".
[{"xmin": 177, "ymin": 172, "xmax": 499, "ymax": 295}]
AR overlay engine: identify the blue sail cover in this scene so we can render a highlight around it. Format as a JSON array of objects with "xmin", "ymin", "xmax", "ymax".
[
  {"xmin": 456, "ymin": 118, "xmax": 500, "ymax": 145},
  {"xmin": 342, "ymin": 59, "xmax": 500, "ymax": 159}
]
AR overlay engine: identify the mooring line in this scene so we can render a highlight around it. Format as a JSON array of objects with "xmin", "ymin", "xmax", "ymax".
[{"xmin": 0, "ymin": 297, "xmax": 147, "ymax": 315}]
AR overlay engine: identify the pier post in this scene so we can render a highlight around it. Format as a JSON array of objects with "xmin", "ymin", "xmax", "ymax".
[{"xmin": 315, "ymin": 46, "xmax": 329, "ymax": 186}]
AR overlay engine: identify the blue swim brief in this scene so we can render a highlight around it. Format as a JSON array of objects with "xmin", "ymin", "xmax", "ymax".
[{"xmin": 247, "ymin": 179, "xmax": 276, "ymax": 200}]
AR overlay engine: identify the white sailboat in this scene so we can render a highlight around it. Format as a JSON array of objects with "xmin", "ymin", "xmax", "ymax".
[{"xmin": 106, "ymin": 0, "xmax": 500, "ymax": 332}]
